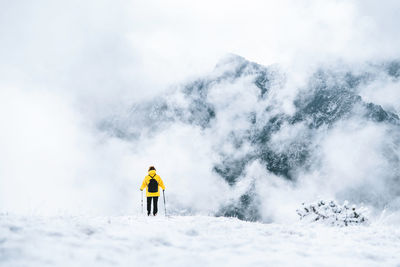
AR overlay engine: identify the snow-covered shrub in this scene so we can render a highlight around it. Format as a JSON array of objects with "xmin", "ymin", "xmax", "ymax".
[{"xmin": 296, "ymin": 200, "xmax": 368, "ymax": 226}]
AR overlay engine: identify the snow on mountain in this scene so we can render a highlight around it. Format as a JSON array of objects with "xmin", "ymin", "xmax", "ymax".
[
  {"xmin": 99, "ymin": 55, "xmax": 400, "ymax": 222},
  {"xmin": 1, "ymin": 214, "xmax": 400, "ymax": 267}
]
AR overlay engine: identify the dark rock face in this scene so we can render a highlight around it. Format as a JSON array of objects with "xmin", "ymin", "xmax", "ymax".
[
  {"xmin": 213, "ymin": 156, "xmax": 255, "ymax": 186},
  {"xmin": 216, "ymin": 184, "xmax": 261, "ymax": 222},
  {"xmin": 385, "ymin": 60, "xmax": 400, "ymax": 78},
  {"xmin": 182, "ymin": 80, "xmax": 216, "ymax": 128},
  {"xmin": 100, "ymin": 55, "xmax": 400, "ymax": 221}
]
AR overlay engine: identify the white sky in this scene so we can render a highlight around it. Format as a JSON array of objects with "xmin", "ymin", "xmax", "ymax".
[{"xmin": 1, "ymin": 0, "xmax": 400, "ymax": 103}]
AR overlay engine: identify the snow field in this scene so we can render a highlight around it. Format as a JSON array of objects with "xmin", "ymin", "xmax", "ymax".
[{"xmin": 1, "ymin": 214, "xmax": 399, "ymax": 267}]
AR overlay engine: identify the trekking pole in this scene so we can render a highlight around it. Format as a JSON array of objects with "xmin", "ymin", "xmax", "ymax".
[
  {"xmin": 141, "ymin": 190, "xmax": 143, "ymax": 215},
  {"xmin": 163, "ymin": 190, "xmax": 167, "ymax": 216}
]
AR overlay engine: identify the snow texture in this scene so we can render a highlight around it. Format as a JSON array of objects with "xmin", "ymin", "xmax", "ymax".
[
  {"xmin": 1, "ymin": 214, "xmax": 399, "ymax": 267},
  {"xmin": 297, "ymin": 200, "xmax": 369, "ymax": 226}
]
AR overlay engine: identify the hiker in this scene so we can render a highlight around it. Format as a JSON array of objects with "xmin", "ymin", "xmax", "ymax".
[{"xmin": 140, "ymin": 166, "xmax": 166, "ymax": 216}]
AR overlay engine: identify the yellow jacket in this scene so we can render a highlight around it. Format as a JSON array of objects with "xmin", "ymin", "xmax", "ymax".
[{"xmin": 140, "ymin": 170, "xmax": 166, "ymax": 197}]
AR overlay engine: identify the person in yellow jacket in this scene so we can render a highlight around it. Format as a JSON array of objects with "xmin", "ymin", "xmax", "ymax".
[{"xmin": 140, "ymin": 166, "xmax": 166, "ymax": 216}]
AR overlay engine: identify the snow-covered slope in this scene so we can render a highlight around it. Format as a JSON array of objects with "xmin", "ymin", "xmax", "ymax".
[{"xmin": 1, "ymin": 214, "xmax": 399, "ymax": 267}]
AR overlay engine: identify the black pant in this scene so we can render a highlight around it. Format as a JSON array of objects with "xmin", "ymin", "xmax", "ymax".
[{"xmin": 147, "ymin": 197, "xmax": 158, "ymax": 215}]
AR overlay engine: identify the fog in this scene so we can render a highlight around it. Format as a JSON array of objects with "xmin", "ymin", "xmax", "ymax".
[{"xmin": 1, "ymin": 0, "xmax": 400, "ymax": 221}]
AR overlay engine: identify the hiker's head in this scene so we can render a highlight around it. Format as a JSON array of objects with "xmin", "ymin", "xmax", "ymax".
[{"xmin": 148, "ymin": 166, "xmax": 156, "ymax": 172}]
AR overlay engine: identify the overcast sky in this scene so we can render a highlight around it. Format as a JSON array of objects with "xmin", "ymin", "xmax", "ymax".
[{"xmin": 1, "ymin": 0, "xmax": 400, "ymax": 105}]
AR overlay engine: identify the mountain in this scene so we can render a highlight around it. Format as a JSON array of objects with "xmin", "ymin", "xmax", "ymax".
[{"xmin": 99, "ymin": 55, "xmax": 400, "ymax": 221}]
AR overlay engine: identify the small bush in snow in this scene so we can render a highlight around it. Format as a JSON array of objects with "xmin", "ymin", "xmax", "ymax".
[{"xmin": 296, "ymin": 200, "xmax": 368, "ymax": 226}]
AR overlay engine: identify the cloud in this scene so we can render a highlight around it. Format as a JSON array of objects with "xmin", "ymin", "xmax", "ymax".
[{"xmin": 1, "ymin": 0, "xmax": 400, "ymax": 219}]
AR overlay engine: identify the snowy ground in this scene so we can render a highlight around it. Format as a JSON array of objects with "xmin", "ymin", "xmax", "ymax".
[{"xmin": 1, "ymin": 214, "xmax": 400, "ymax": 267}]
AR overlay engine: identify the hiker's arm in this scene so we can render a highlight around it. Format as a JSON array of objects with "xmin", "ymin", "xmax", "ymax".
[
  {"xmin": 158, "ymin": 177, "xmax": 166, "ymax": 190},
  {"xmin": 140, "ymin": 177, "xmax": 147, "ymax": 191}
]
